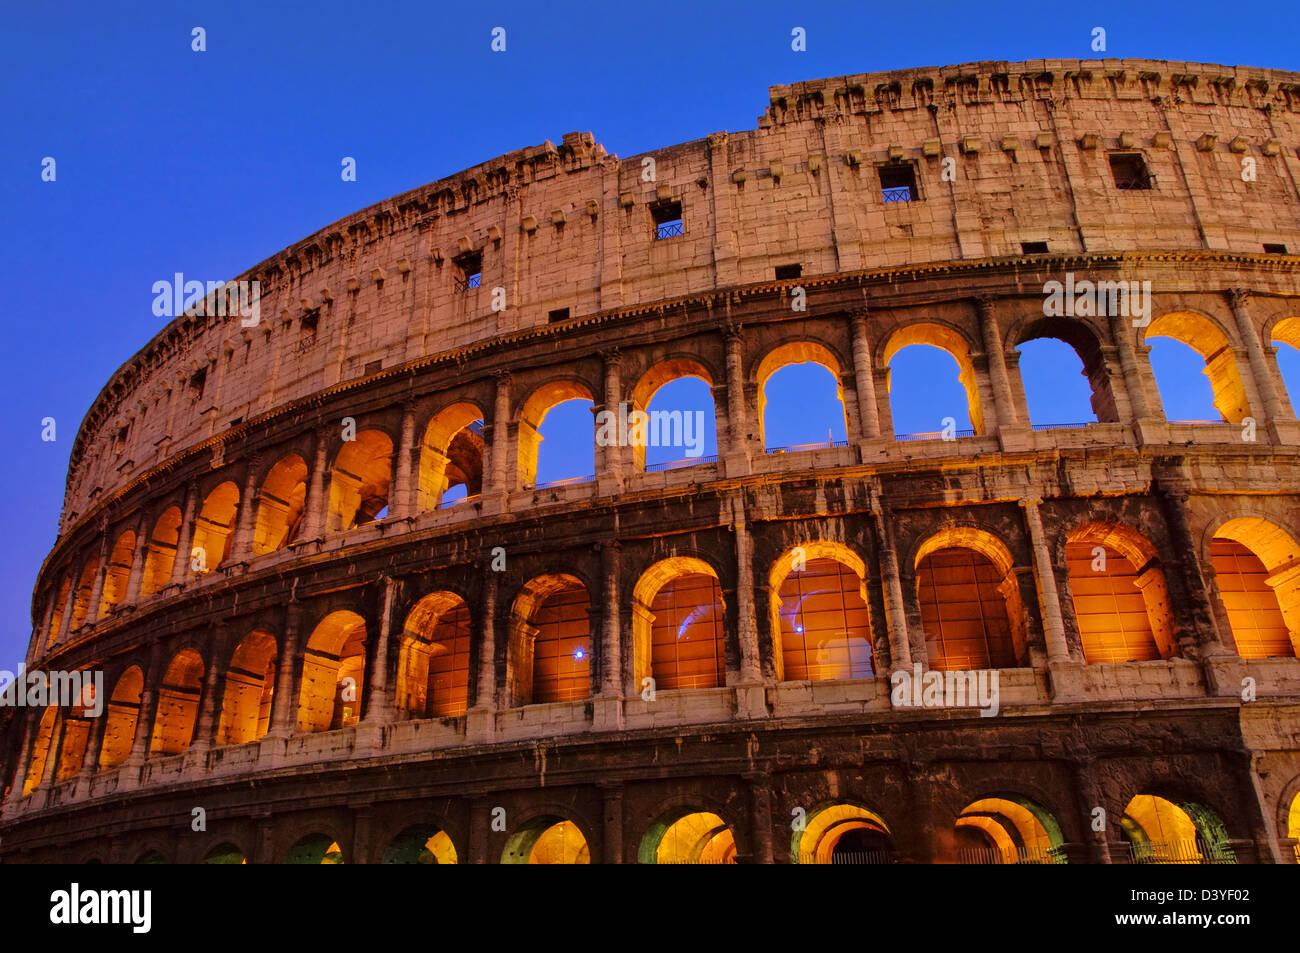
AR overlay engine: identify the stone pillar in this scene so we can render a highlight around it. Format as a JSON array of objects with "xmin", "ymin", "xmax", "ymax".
[
  {"xmin": 1154, "ymin": 480, "xmax": 1231, "ymax": 659},
  {"xmin": 85, "ymin": 524, "xmax": 110, "ymax": 625},
  {"xmin": 1110, "ymin": 311, "xmax": 1158, "ymax": 421},
  {"xmin": 125, "ymin": 643, "xmax": 165, "ymax": 766},
  {"xmin": 1229, "ymin": 289, "xmax": 1290, "ymax": 436},
  {"xmin": 600, "ymin": 782, "xmax": 624, "ymax": 864},
  {"xmin": 850, "ymin": 307, "xmax": 882, "ymax": 441},
  {"xmin": 722, "ymin": 326, "xmax": 752, "ymax": 475},
  {"xmin": 5, "ymin": 709, "xmax": 37, "ymax": 802},
  {"xmin": 598, "ymin": 542, "xmax": 622, "ymax": 697},
  {"xmin": 362, "ymin": 575, "xmax": 398, "ymax": 724},
  {"xmin": 975, "ymin": 296, "xmax": 1021, "ymax": 432},
  {"xmin": 468, "ymin": 797, "xmax": 492, "ymax": 865},
  {"xmin": 229, "ymin": 455, "xmax": 262, "ymax": 560},
  {"xmin": 746, "ymin": 771, "xmax": 775, "ymax": 864},
  {"xmin": 39, "ymin": 710, "xmax": 64, "ymax": 789},
  {"xmin": 1066, "ymin": 758, "xmax": 1112, "ymax": 864},
  {"xmin": 53, "ymin": 576, "xmax": 77, "ymax": 645},
  {"xmin": 1020, "ymin": 497, "xmax": 1072, "ymax": 665},
  {"xmin": 78, "ymin": 701, "xmax": 111, "ymax": 781},
  {"xmin": 869, "ymin": 496, "xmax": 911, "ymax": 671},
  {"xmin": 730, "ymin": 499, "xmax": 763, "ymax": 689},
  {"xmin": 302, "ymin": 430, "xmax": 331, "ymax": 541},
  {"xmin": 351, "ymin": 806, "xmax": 374, "ymax": 865},
  {"xmin": 189, "ymin": 624, "xmax": 228, "ymax": 751},
  {"xmin": 467, "ymin": 572, "xmax": 498, "ymax": 742},
  {"xmin": 1235, "ymin": 751, "xmax": 1282, "ymax": 864},
  {"xmin": 391, "ymin": 401, "xmax": 418, "ymax": 518},
  {"xmin": 252, "ymin": 815, "xmax": 277, "ymax": 865},
  {"xmin": 482, "ymin": 371, "xmax": 512, "ymax": 511},
  {"xmin": 597, "ymin": 350, "xmax": 625, "ymax": 494},
  {"xmin": 169, "ymin": 482, "xmax": 199, "ymax": 586},
  {"xmin": 122, "ymin": 518, "xmax": 149, "ymax": 607},
  {"xmin": 266, "ymin": 603, "xmax": 303, "ymax": 737}
]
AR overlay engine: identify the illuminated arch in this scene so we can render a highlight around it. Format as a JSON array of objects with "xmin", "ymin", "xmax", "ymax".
[
  {"xmin": 99, "ymin": 530, "xmax": 136, "ymax": 615},
  {"xmin": 1144, "ymin": 311, "xmax": 1251, "ymax": 423},
  {"xmin": 955, "ymin": 796, "xmax": 1066, "ymax": 863},
  {"xmin": 22, "ymin": 706, "xmax": 58, "ymax": 795},
  {"xmin": 418, "ymin": 402, "xmax": 484, "ymax": 511},
  {"xmin": 631, "ymin": 556, "xmax": 726, "ymax": 692},
  {"xmin": 397, "ymin": 591, "xmax": 472, "ymax": 718},
  {"xmin": 253, "ymin": 453, "xmax": 308, "ymax": 554},
  {"xmin": 768, "ymin": 541, "xmax": 872, "ymax": 682},
  {"xmin": 882, "ymin": 322, "xmax": 985, "ymax": 435},
  {"xmin": 329, "ymin": 430, "xmax": 394, "ymax": 531},
  {"xmin": 755, "ymin": 341, "xmax": 848, "ymax": 450},
  {"xmin": 45, "ymin": 577, "xmax": 69, "ymax": 648},
  {"xmin": 914, "ymin": 527, "xmax": 1024, "ymax": 670},
  {"xmin": 1065, "ymin": 521, "xmax": 1177, "ymax": 662},
  {"xmin": 381, "ymin": 825, "xmax": 459, "ymax": 864},
  {"xmin": 792, "ymin": 802, "xmax": 894, "ymax": 864},
  {"xmin": 1288, "ymin": 790, "xmax": 1300, "ymax": 863},
  {"xmin": 638, "ymin": 809, "xmax": 737, "ymax": 864},
  {"xmin": 1210, "ymin": 517, "xmax": 1300, "ymax": 658},
  {"xmin": 68, "ymin": 557, "xmax": 98, "ymax": 631},
  {"xmin": 1014, "ymin": 316, "xmax": 1116, "ymax": 424},
  {"xmin": 1269, "ymin": 315, "xmax": 1300, "ymax": 412},
  {"xmin": 1121, "ymin": 794, "xmax": 1235, "ymax": 863},
  {"xmin": 149, "ymin": 648, "xmax": 204, "ymax": 756},
  {"xmin": 140, "ymin": 506, "xmax": 182, "ymax": 598},
  {"xmin": 53, "ymin": 673, "xmax": 98, "ymax": 782},
  {"xmin": 501, "ymin": 816, "xmax": 590, "ymax": 864},
  {"xmin": 298, "ymin": 610, "xmax": 368, "ymax": 732},
  {"xmin": 629, "ymin": 359, "xmax": 716, "ymax": 471},
  {"xmin": 99, "ymin": 666, "xmax": 143, "ymax": 769},
  {"xmin": 284, "ymin": 834, "xmax": 344, "ymax": 864},
  {"xmin": 217, "ymin": 628, "xmax": 277, "ymax": 745},
  {"xmin": 191, "ymin": 480, "xmax": 240, "ymax": 572},
  {"xmin": 508, "ymin": 575, "xmax": 590, "ymax": 705},
  {"xmin": 517, "ymin": 379, "xmax": 595, "ymax": 489}
]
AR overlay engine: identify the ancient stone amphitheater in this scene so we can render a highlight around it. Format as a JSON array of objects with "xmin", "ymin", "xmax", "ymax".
[{"xmin": 3, "ymin": 57, "xmax": 1300, "ymax": 865}]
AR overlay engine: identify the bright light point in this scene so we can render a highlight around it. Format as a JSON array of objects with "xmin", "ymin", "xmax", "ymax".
[
  {"xmin": 573, "ymin": 648, "xmax": 585, "ymax": 660},
  {"xmin": 795, "ymin": 625, "xmax": 804, "ymax": 633}
]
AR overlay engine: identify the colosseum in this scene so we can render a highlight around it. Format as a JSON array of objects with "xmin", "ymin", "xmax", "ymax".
[{"xmin": 2, "ymin": 57, "xmax": 1300, "ymax": 865}]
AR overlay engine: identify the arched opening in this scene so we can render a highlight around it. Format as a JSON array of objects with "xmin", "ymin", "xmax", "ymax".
[
  {"xmin": 631, "ymin": 557, "xmax": 726, "ymax": 693},
  {"xmin": 419, "ymin": 403, "xmax": 485, "ymax": 510},
  {"xmin": 1121, "ymin": 794, "xmax": 1235, "ymax": 864},
  {"xmin": 100, "ymin": 530, "xmax": 136, "ymax": 615},
  {"xmin": 69, "ymin": 557, "xmax": 98, "ymax": 631},
  {"xmin": 148, "ymin": 649, "xmax": 204, "ymax": 756},
  {"xmin": 45, "ymin": 577, "xmax": 69, "ymax": 647},
  {"xmin": 629, "ymin": 360, "xmax": 717, "ymax": 471},
  {"xmin": 756, "ymin": 342, "xmax": 848, "ymax": 452},
  {"xmin": 397, "ymin": 592, "xmax": 472, "ymax": 718},
  {"xmin": 955, "ymin": 796, "xmax": 1066, "ymax": 864},
  {"xmin": 1015, "ymin": 318, "xmax": 1113, "ymax": 426},
  {"xmin": 1269, "ymin": 316, "xmax": 1300, "ymax": 415},
  {"xmin": 202, "ymin": 843, "xmax": 246, "ymax": 864},
  {"xmin": 1144, "ymin": 311, "xmax": 1250, "ymax": 423},
  {"xmin": 284, "ymin": 834, "xmax": 344, "ymax": 864},
  {"xmin": 1288, "ymin": 790, "xmax": 1300, "ymax": 863},
  {"xmin": 329, "ymin": 429, "xmax": 394, "ymax": 531},
  {"xmin": 381, "ymin": 825, "xmax": 459, "ymax": 864},
  {"xmin": 140, "ymin": 506, "xmax": 182, "ymax": 598},
  {"xmin": 639, "ymin": 809, "xmax": 737, "ymax": 864},
  {"xmin": 915, "ymin": 529, "xmax": 1025, "ymax": 670},
  {"xmin": 253, "ymin": 453, "xmax": 308, "ymax": 554},
  {"xmin": 509, "ymin": 575, "xmax": 590, "ymax": 705},
  {"xmin": 793, "ymin": 802, "xmax": 895, "ymax": 864},
  {"xmin": 769, "ymin": 543, "xmax": 874, "ymax": 682},
  {"xmin": 191, "ymin": 480, "xmax": 240, "ymax": 572},
  {"xmin": 217, "ymin": 628, "xmax": 278, "ymax": 745},
  {"xmin": 501, "ymin": 817, "xmax": 590, "ymax": 864},
  {"xmin": 21, "ymin": 707, "xmax": 58, "ymax": 795},
  {"xmin": 298, "ymin": 610, "xmax": 368, "ymax": 732},
  {"xmin": 1065, "ymin": 522, "xmax": 1177, "ymax": 662},
  {"xmin": 1210, "ymin": 518, "xmax": 1300, "ymax": 658},
  {"xmin": 519, "ymin": 381, "xmax": 595, "ymax": 489},
  {"xmin": 54, "ymin": 674, "xmax": 97, "ymax": 782},
  {"xmin": 99, "ymin": 666, "xmax": 143, "ymax": 769},
  {"xmin": 135, "ymin": 850, "xmax": 167, "ymax": 864},
  {"xmin": 883, "ymin": 323, "xmax": 983, "ymax": 437}
]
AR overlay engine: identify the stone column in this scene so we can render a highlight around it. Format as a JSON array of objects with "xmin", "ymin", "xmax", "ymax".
[
  {"xmin": 302, "ymin": 429, "xmax": 331, "ymax": 541},
  {"xmin": 266, "ymin": 603, "xmax": 303, "ymax": 737},
  {"xmin": 5, "ymin": 709, "xmax": 38, "ymax": 802},
  {"xmin": 53, "ymin": 576, "xmax": 77, "ymax": 645},
  {"xmin": 189, "ymin": 624, "xmax": 228, "ymax": 751},
  {"xmin": 1229, "ymin": 289, "xmax": 1290, "ymax": 437},
  {"xmin": 467, "ymin": 572, "xmax": 498, "ymax": 742},
  {"xmin": 869, "ymin": 495, "xmax": 911, "ymax": 672},
  {"xmin": 487, "ymin": 371, "xmax": 512, "ymax": 507},
  {"xmin": 468, "ymin": 797, "xmax": 492, "ymax": 865},
  {"xmin": 122, "ymin": 518, "xmax": 149, "ymax": 607},
  {"xmin": 1020, "ymin": 497, "xmax": 1071, "ymax": 665},
  {"xmin": 78, "ymin": 701, "xmax": 111, "ymax": 782},
  {"xmin": 169, "ymin": 482, "xmax": 200, "ymax": 586},
  {"xmin": 391, "ymin": 401, "xmax": 418, "ymax": 518},
  {"xmin": 125, "ymin": 643, "xmax": 165, "ymax": 766},
  {"xmin": 850, "ymin": 308, "xmax": 882, "ymax": 441},
  {"xmin": 1068, "ymin": 758, "xmax": 1112, "ymax": 864},
  {"xmin": 597, "ymin": 350, "xmax": 625, "ymax": 494},
  {"xmin": 229, "ymin": 455, "xmax": 262, "ymax": 560},
  {"xmin": 600, "ymin": 782, "xmax": 624, "ymax": 864},
  {"xmin": 362, "ymin": 575, "xmax": 398, "ymax": 724},
  {"xmin": 731, "ymin": 501, "xmax": 762, "ymax": 689},
  {"xmin": 85, "ymin": 523, "xmax": 110, "ymax": 625},
  {"xmin": 722, "ymin": 325, "xmax": 752, "ymax": 475},
  {"xmin": 745, "ymin": 771, "xmax": 775, "ymax": 864},
  {"xmin": 976, "ymin": 296, "xmax": 1021, "ymax": 432},
  {"xmin": 1154, "ymin": 480, "xmax": 1231, "ymax": 659},
  {"xmin": 39, "ymin": 710, "xmax": 65, "ymax": 789},
  {"xmin": 1110, "ymin": 311, "xmax": 1158, "ymax": 422}
]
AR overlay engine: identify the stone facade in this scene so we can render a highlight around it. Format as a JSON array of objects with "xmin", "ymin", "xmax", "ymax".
[{"xmin": 3, "ymin": 58, "xmax": 1300, "ymax": 863}]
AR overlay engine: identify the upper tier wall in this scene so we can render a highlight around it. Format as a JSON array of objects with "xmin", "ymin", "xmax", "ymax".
[{"xmin": 65, "ymin": 58, "xmax": 1300, "ymax": 532}]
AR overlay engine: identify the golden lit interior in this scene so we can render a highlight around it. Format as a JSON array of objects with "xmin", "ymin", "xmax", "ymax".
[
  {"xmin": 297, "ymin": 610, "xmax": 367, "ymax": 732},
  {"xmin": 649, "ymin": 572, "xmax": 726, "ymax": 691},
  {"xmin": 69, "ymin": 557, "xmax": 98, "ymax": 631},
  {"xmin": 191, "ymin": 480, "xmax": 240, "ymax": 572},
  {"xmin": 510, "ymin": 575, "xmax": 590, "ymax": 705},
  {"xmin": 1144, "ymin": 311, "xmax": 1251, "ymax": 423},
  {"xmin": 22, "ymin": 707, "xmax": 57, "ymax": 795},
  {"xmin": 654, "ymin": 812, "xmax": 737, "ymax": 864},
  {"xmin": 1288, "ymin": 792, "xmax": 1300, "ymax": 862},
  {"xmin": 418, "ymin": 402, "xmax": 484, "ymax": 509},
  {"xmin": 329, "ymin": 429, "xmax": 394, "ymax": 531},
  {"xmin": 54, "ymin": 676, "xmax": 97, "ymax": 782},
  {"xmin": 517, "ymin": 380, "xmax": 594, "ymax": 489},
  {"xmin": 217, "ymin": 628, "xmax": 277, "ymax": 745},
  {"xmin": 796, "ymin": 803, "xmax": 893, "ymax": 864},
  {"xmin": 915, "ymin": 529, "xmax": 1022, "ymax": 670},
  {"xmin": 382, "ymin": 826, "xmax": 459, "ymax": 863},
  {"xmin": 755, "ymin": 341, "xmax": 847, "ymax": 448},
  {"xmin": 45, "ymin": 577, "xmax": 69, "ymax": 648},
  {"xmin": 140, "ymin": 506, "xmax": 181, "ymax": 599},
  {"xmin": 284, "ymin": 835, "xmax": 343, "ymax": 864},
  {"xmin": 99, "ymin": 529, "xmax": 136, "ymax": 616},
  {"xmin": 1211, "ymin": 517, "xmax": 1300, "ymax": 658},
  {"xmin": 882, "ymin": 323, "xmax": 985, "ymax": 435},
  {"xmin": 1122, "ymin": 794, "xmax": 1202, "ymax": 862},
  {"xmin": 955, "ymin": 797, "xmax": 1059, "ymax": 863},
  {"xmin": 253, "ymin": 453, "xmax": 308, "ymax": 554},
  {"xmin": 99, "ymin": 666, "xmax": 142, "ymax": 769},
  {"xmin": 775, "ymin": 556, "xmax": 873, "ymax": 682},
  {"xmin": 398, "ymin": 592, "xmax": 471, "ymax": 718},
  {"xmin": 1066, "ymin": 522, "xmax": 1176, "ymax": 662},
  {"xmin": 149, "ymin": 648, "xmax": 204, "ymax": 756},
  {"xmin": 528, "ymin": 820, "xmax": 589, "ymax": 864}
]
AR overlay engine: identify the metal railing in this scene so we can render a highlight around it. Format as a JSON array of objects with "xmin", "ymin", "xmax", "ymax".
[
  {"xmin": 957, "ymin": 845, "xmax": 1068, "ymax": 865},
  {"xmin": 1126, "ymin": 838, "xmax": 1236, "ymax": 865},
  {"xmin": 881, "ymin": 186, "xmax": 913, "ymax": 203},
  {"xmin": 454, "ymin": 273, "xmax": 481, "ymax": 291},
  {"xmin": 655, "ymin": 220, "xmax": 684, "ymax": 240},
  {"xmin": 766, "ymin": 440, "xmax": 850, "ymax": 454},
  {"xmin": 437, "ymin": 493, "xmax": 480, "ymax": 510},
  {"xmin": 532, "ymin": 474, "xmax": 595, "ymax": 490},
  {"xmin": 645, "ymin": 455, "xmax": 717, "ymax": 472},
  {"xmin": 1030, "ymin": 422, "xmax": 1091, "ymax": 431},
  {"xmin": 894, "ymin": 429, "xmax": 976, "ymax": 441},
  {"xmin": 797, "ymin": 850, "xmax": 894, "ymax": 864}
]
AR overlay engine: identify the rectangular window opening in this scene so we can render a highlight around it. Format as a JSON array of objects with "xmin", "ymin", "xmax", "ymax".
[
  {"xmin": 1109, "ymin": 153, "xmax": 1153, "ymax": 190},
  {"xmin": 454, "ymin": 251, "xmax": 482, "ymax": 291},
  {"xmin": 775, "ymin": 264, "xmax": 803, "ymax": 280},
  {"xmin": 548, "ymin": 307, "xmax": 571, "ymax": 323},
  {"xmin": 878, "ymin": 164, "xmax": 917, "ymax": 202},
  {"xmin": 1021, "ymin": 241, "xmax": 1049, "ymax": 254},
  {"xmin": 1264, "ymin": 243, "xmax": 1288, "ymax": 254},
  {"xmin": 364, "ymin": 359, "xmax": 383, "ymax": 376},
  {"xmin": 300, "ymin": 309, "xmax": 319, "ymax": 335},
  {"xmin": 651, "ymin": 200, "xmax": 684, "ymax": 239}
]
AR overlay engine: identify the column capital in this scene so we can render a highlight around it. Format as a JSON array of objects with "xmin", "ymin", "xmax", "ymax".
[
  {"xmin": 1226, "ymin": 287, "xmax": 1252, "ymax": 308},
  {"xmin": 972, "ymin": 294, "xmax": 997, "ymax": 316},
  {"xmin": 1018, "ymin": 494, "xmax": 1045, "ymax": 510},
  {"xmin": 493, "ymin": 368, "xmax": 512, "ymax": 386},
  {"xmin": 849, "ymin": 305, "xmax": 870, "ymax": 326},
  {"xmin": 601, "ymin": 347, "xmax": 623, "ymax": 368},
  {"xmin": 723, "ymin": 322, "xmax": 744, "ymax": 344}
]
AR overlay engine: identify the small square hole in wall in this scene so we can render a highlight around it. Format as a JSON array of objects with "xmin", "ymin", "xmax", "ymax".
[
  {"xmin": 651, "ymin": 200, "xmax": 683, "ymax": 239},
  {"xmin": 1108, "ymin": 153, "xmax": 1153, "ymax": 190},
  {"xmin": 300, "ymin": 309, "xmax": 319, "ymax": 335},
  {"xmin": 188, "ymin": 366, "xmax": 207, "ymax": 402},
  {"xmin": 775, "ymin": 264, "xmax": 803, "ymax": 280},
  {"xmin": 548, "ymin": 307, "xmax": 571, "ymax": 323},
  {"xmin": 364, "ymin": 360, "xmax": 382, "ymax": 376},
  {"xmin": 1264, "ymin": 243, "xmax": 1288, "ymax": 254},
  {"xmin": 878, "ymin": 163, "xmax": 917, "ymax": 202},
  {"xmin": 1021, "ymin": 241, "xmax": 1049, "ymax": 254}
]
